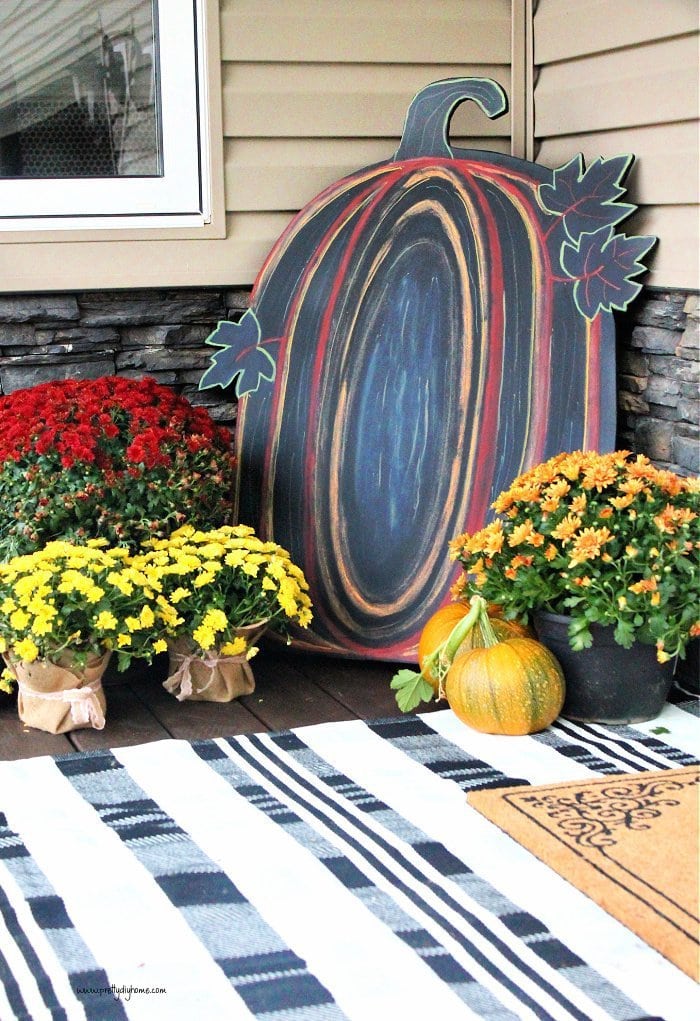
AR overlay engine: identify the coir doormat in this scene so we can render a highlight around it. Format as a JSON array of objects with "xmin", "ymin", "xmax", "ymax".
[{"xmin": 468, "ymin": 766, "xmax": 699, "ymax": 980}]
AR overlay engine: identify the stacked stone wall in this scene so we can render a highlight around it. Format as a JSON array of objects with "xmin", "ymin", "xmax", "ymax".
[
  {"xmin": 0, "ymin": 286, "xmax": 698, "ymax": 472},
  {"xmin": 616, "ymin": 291, "xmax": 699, "ymax": 474}
]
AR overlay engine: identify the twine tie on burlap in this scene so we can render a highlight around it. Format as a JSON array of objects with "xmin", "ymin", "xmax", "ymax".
[
  {"xmin": 164, "ymin": 651, "xmax": 252, "ymax": 701},
  {"xmin": 15, "ymin": 679, "xmax": 106, "ymax": 729}
]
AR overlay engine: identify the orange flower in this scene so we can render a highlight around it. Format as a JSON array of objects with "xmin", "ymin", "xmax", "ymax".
[
  {"xmin": 558, "ymin": 452, "xmax": 586, "ymax": 480},
  {"xmin": 511, "ymin": 555, "xmax": 534, "ymax": 569},
  {"xmin": 618, "ymin": 477, "xmax": 645, "ymax": 496},
  {"xmin": 629, "ymin": 577, "xmax": 658, "ymax": 595},
  {"xmin": 541, "ymin": 479, "xmax": 571, "ymax": 513},
  {"xmin": 570, "ymin": 494, "xmax": 587, "ymax": 513},
  {"xmin": 654, "ymin": 505, "xmax": 697, "ymax": 534},
  {"xmin": 573, "ymin": 576, "xmax": 592, "ymax": 587},
  {"xmin": 508, "ymin": 519, "xmax": 541, "ymax": 547},
  {"xmin": 509, "ymin": 483, "xmax": 542, "ymax": 503},
  {"xmin": 656, "ymin": 639, "xmax": 671, "ymax": 664},
  {"xmin": 598, "ymin": 506, "xmax": 613, "ymax": 519},
  {"xmin": 544, "ymin": 544, "xmax": 558, "ymax": 561},
  {"xmin": 582, "ymin": 462, "xmax": 618, "ymax": 491},
  {"xmin": 551, "ymin": 513, "xmax": 582, "ymax": 542},
  {"xmin": 541, "ymin": 496, "xmax": 561, "ymax": 513},
  {"xmin": 481, "ymin": 522, "xmax": 504, "ymax": 555},
  {"xmin": 568, "ymin": 526, "xmax": 612, "ymax": 567},
  {"xmin": 626, "ymin": 454, "xmax": 655, "ymax": 479},
  {"xmin": 609, "ymin": 493, "xmax": 634, "ymax": 510},
  {"xmin": 492, "ymin": 491, "xmax": 514, "ymax": 514},
  {"xmin": 546, "ymin": 478, "xmax": 572, "ymax": 500}
]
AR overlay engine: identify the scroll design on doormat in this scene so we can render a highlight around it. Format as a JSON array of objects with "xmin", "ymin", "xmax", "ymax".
[{"xmin": 515, "ymin": 774, "xmax": 700, "ymax": 849}]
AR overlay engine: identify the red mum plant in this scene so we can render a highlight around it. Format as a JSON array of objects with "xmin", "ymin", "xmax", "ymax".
[{"xmin": 0, "ymin": 376, "xmax": 236, "ymax": 558}]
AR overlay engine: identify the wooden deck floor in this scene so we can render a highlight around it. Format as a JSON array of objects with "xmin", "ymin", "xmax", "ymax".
[{"xmin": 0, "ymin": 644, "xmax": 439, "ymax": 762}]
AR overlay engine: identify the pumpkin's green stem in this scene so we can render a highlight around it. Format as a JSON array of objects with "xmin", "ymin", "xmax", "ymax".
[
  {"xmin": 476, "ymin": 608, "xmax": 499, "ymax": 648},
  {"xmin": 420, "ymin": 595, "xmax": 487, "ymax": 698}
]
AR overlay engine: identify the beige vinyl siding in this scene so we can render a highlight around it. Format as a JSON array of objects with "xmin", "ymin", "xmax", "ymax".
[
  {"xmin": 533, "ymin": 0, "xmax": 700, "ymax": 290},
  {"xmin": 218, "ymin": 0, "xmax": 513, "ymax": 279},
  {"xmin": 0, "ymin": 0, "xmax": 513, "ymax": 292}
]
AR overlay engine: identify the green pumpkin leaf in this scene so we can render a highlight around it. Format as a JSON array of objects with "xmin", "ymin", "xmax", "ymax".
[
  {"xmin": 390, "ymin": 669, "xmax": 434, "ymax": 713},
  {"xmin": 650, "ymin": 726, "xmax": 670, "ymax": 735}
]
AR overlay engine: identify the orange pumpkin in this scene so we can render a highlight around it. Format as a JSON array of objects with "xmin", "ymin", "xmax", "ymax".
[
  {"xmin": 417, "ymin": 603, "xmax": 527, "ymax": 694},
  {"xmin": 445, "ymin": 637, "xmax": 565, "ymax": 735}
]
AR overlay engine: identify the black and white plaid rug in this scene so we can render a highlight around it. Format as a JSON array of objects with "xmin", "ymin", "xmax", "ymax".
[{"xmin": 1, "ymin": 702, "xmax": 698, "ymax": 1020}]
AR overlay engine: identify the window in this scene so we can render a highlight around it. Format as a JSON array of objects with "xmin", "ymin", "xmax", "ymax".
[{"xmin": 0, "ymin": 0, "xmax": 211, "ymax": 230}]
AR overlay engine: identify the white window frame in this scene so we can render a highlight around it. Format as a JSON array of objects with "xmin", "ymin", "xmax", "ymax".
[{"xmin": 0, "ymin": 0, "xmax": 213, "ymax": 232}]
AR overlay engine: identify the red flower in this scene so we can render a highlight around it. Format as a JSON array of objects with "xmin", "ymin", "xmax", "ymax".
[{"xmin": 0, "ymin": 376, "xmax": 236, "ymax": 556}]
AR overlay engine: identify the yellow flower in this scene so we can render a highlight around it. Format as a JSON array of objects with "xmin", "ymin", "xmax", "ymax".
[
  {"xmin": 193, "ymin": 623, "xmax": 215, "ymax": 650},
  {"xmin": 116, "ymin": 633, "xmax": 132, "ymax": 648},
  {"xmin": 95, "ymin": 611, "xmax": 118, "ymax": 631},
  {"xmin": 193, "ymin": 571, "xmax": 216, "ymax": 588},
  {"xmin": 140, "ymin": 605, "xmax": 155, "ymax": 629},
  {"xmin": 9, "ymin": 608, "xmax": 30, "ymax": 630},
  {"xmin": 153, "ymin": 639, "xmax": 167, "ymax": 654},
  {"xmin": 107, "ymin": 572, "xmax": 134, "ymax": 596},
  {"xmin": 201, "ymin": 608, "xmax": 228, "ymax": 633},
  {"xmin": 220, "ymin": 636, "xmax": 247, "ymax": 656},
  {"xmin": 31, "ymin": 615, "xmax": 55, "ymax": 636},
  {"xmin": 14, "ymin": 637, "xmax": 39, "ymax": 662},
  {"xmin": 170, "ymin": 587, "xmax": 191, "ymax": 604}
]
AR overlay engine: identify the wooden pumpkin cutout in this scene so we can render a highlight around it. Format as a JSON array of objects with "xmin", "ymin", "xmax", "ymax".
[{"xmin": 200, "ymin": 78, "xmax": 655, "ymax": 662}]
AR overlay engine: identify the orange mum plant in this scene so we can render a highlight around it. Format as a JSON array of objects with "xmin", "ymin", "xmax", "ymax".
[{"xmin": 451, "ymin": 451, "xmax": 700, "ymax": 663}]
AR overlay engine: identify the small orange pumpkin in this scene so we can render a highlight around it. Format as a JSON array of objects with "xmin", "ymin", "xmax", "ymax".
[
  {"xmin": 417, "ymin": 602, "xmax": 529, "ymax": 695},
  {"xmin": 445, "ymin": 637, "xmax": 565, "ymax": 735}
]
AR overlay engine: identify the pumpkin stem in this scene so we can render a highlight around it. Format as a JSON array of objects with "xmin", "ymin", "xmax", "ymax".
[
  {"xmin": 395, "ymin": 78, "xmax": 508, "ymax": 162},
  {"xmin": 420, "ymin": 595, "xmax": 487, "ymax": 699},
  {"xmin": 476, "ymin": 608, "xmax": 500, "ymax": 649}
]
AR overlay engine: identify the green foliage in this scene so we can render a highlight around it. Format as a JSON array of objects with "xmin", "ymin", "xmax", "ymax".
[{"xmin": 390, "ymin": 670, "xmax": 435, "ymax": 713}]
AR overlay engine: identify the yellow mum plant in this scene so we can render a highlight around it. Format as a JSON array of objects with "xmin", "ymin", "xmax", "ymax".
[
  {"xmin": 451, "ymin": 451, "xmax": 700, "ymax": 663},
  {"xmin": 0, "ymin": 539, "xmax": 168, "ymax": 690},
  {"xmin": 133, "ymin": 524, "xmax": 313, "ymax": 658}
]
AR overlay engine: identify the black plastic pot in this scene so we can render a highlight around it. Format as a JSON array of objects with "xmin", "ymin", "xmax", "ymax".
[{"xmin": 533, "ymin": 611, "xmax": 676, "ymax": 724}]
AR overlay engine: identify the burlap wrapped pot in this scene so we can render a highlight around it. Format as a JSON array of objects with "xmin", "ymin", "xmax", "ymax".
[
  {"xmin": 5, "ymin": 649, "xmax": 110, "ymax": 734},
  {"xmin": 164, "ymin": 622, "xmax": 269, "ymax": 702}
]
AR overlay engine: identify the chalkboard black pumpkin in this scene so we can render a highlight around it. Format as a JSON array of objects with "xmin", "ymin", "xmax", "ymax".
[{"xmin": 200, "ymin": 78, "xmax": 655, "ymax": 661}]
